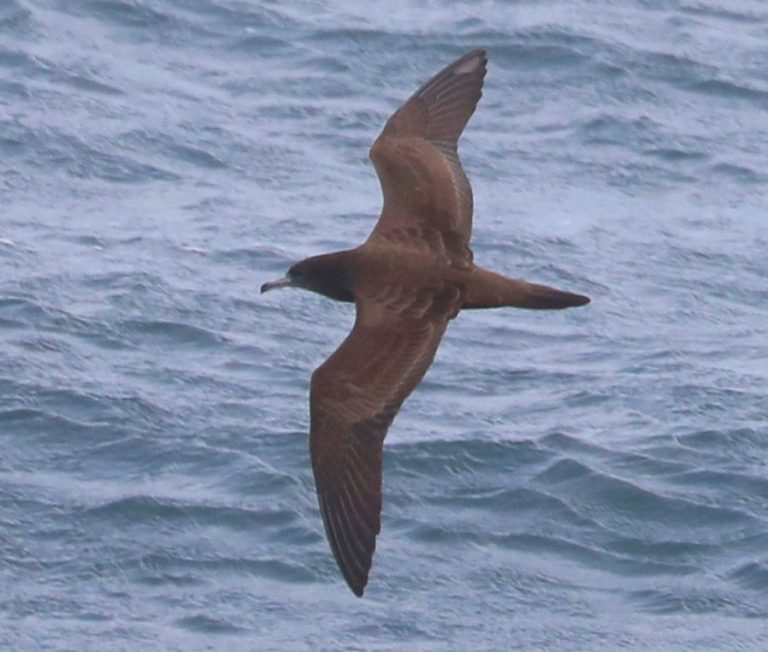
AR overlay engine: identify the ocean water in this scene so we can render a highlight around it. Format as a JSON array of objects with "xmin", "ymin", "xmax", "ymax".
[{"xmin": 2, "ymin": 0, "xmax": 767, "ymax": 649}]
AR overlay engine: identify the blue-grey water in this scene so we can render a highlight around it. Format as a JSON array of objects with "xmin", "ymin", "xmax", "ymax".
[{"xmin": 2, "ymin": 1, "xmax": 767, "ymax": 649}]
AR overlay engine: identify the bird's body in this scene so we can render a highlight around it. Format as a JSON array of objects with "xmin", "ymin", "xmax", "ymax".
[{"xmin": 262, "ymin": 49, "xmax": 590, "ymax": 596}]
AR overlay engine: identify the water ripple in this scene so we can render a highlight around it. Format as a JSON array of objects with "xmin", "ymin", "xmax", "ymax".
[{"xmin": 3, "ymin": 0, "xmax": 768, "ymax": 649}]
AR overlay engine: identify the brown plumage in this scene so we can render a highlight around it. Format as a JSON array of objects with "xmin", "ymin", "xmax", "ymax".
[{"xmin": 261, "ymin": 49, "xmax": 590, "ymax": 597}]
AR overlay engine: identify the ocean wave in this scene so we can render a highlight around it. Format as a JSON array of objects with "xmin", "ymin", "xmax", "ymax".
[{"xmin": 3, "ymin": 0, "xmax": 768, "ymax": 647}]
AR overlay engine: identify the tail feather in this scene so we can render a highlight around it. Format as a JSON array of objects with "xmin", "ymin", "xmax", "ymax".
[{"xmin": 462, "ymin": 267, "xmax": 590, "ymax": 310}]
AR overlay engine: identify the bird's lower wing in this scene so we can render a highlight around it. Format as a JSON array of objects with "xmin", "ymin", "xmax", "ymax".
[{"xmin": 309, "ymin": 286, "xmax": 461, "ymax": 595}]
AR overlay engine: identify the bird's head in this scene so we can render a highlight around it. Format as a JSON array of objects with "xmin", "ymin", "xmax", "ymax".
[
  {"xmin": 260, "ymin": 259, "xmax": 311, "ymax": 294},
  {"xmin": 261, "ymin": 253, "xmax": 354, "ymax": 302}
]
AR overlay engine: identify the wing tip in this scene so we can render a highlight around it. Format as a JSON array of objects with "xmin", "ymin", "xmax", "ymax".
[
  {"xmin": 348, "ymin": 575, "xmax": 367, "ymax": 598},
  {"xmin": 452, "ymin": 48, "xmax": 488, "ymax": 75},
  {"xmin": 338, "ymin": 550, "xmax": 373, "ymax": 598},
  {"xmin": 317, "ymin": 489, "xmax": 377, "ymax": 598}
]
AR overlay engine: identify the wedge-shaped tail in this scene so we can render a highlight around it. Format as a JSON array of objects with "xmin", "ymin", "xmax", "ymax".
[{"xmin": 462, "ymin": 266, "xmax": 590, "ymax": 310}]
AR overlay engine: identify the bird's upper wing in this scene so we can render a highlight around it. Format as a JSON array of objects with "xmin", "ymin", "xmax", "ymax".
[
  {"xmin": 309, "ymin": 283, "xmax": 462, "ymax": 596},
  {"xmin": 366, "ymin": 49, "xmax": 487, "ymax": 268}
]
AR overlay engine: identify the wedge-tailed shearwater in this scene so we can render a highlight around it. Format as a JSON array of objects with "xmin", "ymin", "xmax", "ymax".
[{"xmin": 262, "ymin": 49, "xmax": 590, "ymax": 596}]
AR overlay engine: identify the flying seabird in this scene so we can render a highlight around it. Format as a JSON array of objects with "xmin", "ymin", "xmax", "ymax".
[{"xmin": 261, "ymin": 49, "xmax": 590, "ymax": 596}]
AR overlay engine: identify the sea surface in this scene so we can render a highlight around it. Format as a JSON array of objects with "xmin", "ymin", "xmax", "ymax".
[{"xmin": 2, "ymin": 0, "xmax": 768, "ymax": 650}]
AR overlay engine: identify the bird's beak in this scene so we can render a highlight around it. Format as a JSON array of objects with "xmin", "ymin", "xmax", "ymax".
[{"xmin": 260, "ymin": 276, "xmax": 293, "ymax": 294}]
